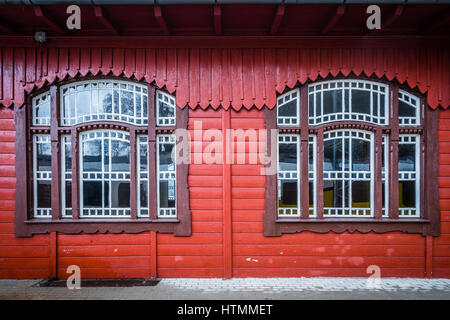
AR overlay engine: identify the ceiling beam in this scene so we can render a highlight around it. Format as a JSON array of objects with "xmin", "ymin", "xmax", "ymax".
[
  {"xmin": 214, "ymin": 5, "xmax": 222, "ymax": 35},
  {"xmin": 94, "ymin": 6, "xmax": 119, "ymax": 36},
  {"xmin": 321, "ymin": 5, "xmax": 345, "ymax": 35},
  {"xmin": 381, "ymin": 5, "xmax": 404, "ymax": 29},
  {"xmin": 154, "ymin": 5, "xmax": 170, "ymax": 35},
  {"xmin": 421, "ymin": 8, "xmax": 450, "ymax": 34},
  {"xmin": 269, "ymin": 4, "xmax": 285, "ymax": 35},
  {"xmin": 33, "ymin": 6, "xmax": 65, "ymax": 35},
  {"xmin": 0, "ymin": 21, "xmax": 14, "ymax": 34}
]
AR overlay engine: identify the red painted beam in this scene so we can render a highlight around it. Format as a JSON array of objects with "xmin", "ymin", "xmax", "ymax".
[
  {"xmin": 33, "ymin": 6, "xmax": 65, "ymax": 35},
  {"xmin": 425, "ymin": 236, "xmax": 433, "ymax": 279},
  {"xmin": 154, "ymin": 5, "xmax": 170, "ymax": 36},
  {"xmin": 381, "ymin": 5, "xmax": 404, "ymax": 29},
  {"xmin": 214, "ymin": 5, "xmax": 222, "ymax": 35},
  {"xmin": 94, "ymin": 6, "xmax": 119, "ymax": 36},
  {"xmin": 269, "ymin": 4, "xmax": 285, "ymax": 35},
  {"xmin": 321, "ymin": 5, "xmax": 345, "ymax": 35},
  {"xmin": 150, "ymin": 231, "xmax": 157, "ymax": 279}
]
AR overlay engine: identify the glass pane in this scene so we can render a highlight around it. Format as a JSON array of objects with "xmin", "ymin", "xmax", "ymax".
[
  {"xmin": 83, "ymin": 181, "xmax": 102, "ymax": 207},
  {"xmin": 278, "ymin": 100, "xmax": 296, "ymax": 117},
  {"xmin": 399, "ymin": 181, "xmax": 415, "ymax": 207},
  {"xmin": 323, "ymin": 90, "xmax": 342, "ymax": 115},
  {"xmin": 37, "ymin": 180, "xmax": 51, "ymax": 208},
  {"xmin": 351, "ymin": 181, "xmax": 370, "ymax": 208},
  {"xmin": 99, "ymin": 90, "xmax": 112, "ymax": 114},
  {"xmin": 278, "ymin": 180, "xmax": 297, "ymax": 207},
  {"xmin": 36, "ymin": 99, "xmax": 50, "ymax": 118},
  {"xmin": 65, "ymin": 181, "xmax": 72, "ymax": 208},
  {"xmin": 104, "ymin": 138, "xmax": 109, "ymax": 172},
  {"xmin": 352, "ymin": 89, "xmax": 370, "ymax": 114},
  {"xmin": 77, "ymin": 90, "xmax": 90, "ymax": 116},
  {"xmin": 140, "ymin": 143, "xmax": 148, "ymax": 171},
  {"xmin": 82, "ymin": 140, "xmax": 102, "ymax": 172},
  {"xmin": 308, "ymin": 95, "xmax": 314, "ymax": 118},
  {"xmin": 382, "ymin": 182, "xmax": 385, "ymax": 209},
  {"xmin": 37, "ymin": 143, "xmax": 51, "ymax": 171},
  {"xmin": 309, "ymin": 181, "xmax": 314, "ymax": 207},
  {"xmin": 308, "ymin": 143, "xmax": 313, "ymax": 171},
  {"xmin": 399, "ymin": 101, "xmax": 416, "ymax": 117},
  {"xmin": 140, "ymin": 181, "xmax": 148, "ymax": 208},
  {"xmin": 121, "ymin": 90, "xmax": 134, "ymax": 116},
  {"xmin": 352, "ymin": 139, "xmax": 370, "ymax": 171},
  {"xmin": 279, "ymin": 143, "xmax": 297, "ymax": 172},
  {"xmin": 104, "ymin": 181, "xmax": 109, "ymax": 207},
  {"xmin": 159, "ymin": 143, "xmax": 175, "ymax": 171},
  {"xmin": 324, "ymin": 139, "xmax": 342, "ymax": 171},
  {"xmin": 159, "ymin": 180, "xmax": 176, "ymax": 208},
  {"xmin": 111, "ymin": 181, "xmax": 130, "ymax": 208},
  {"xmin": 315, "ymin": 92, "xmax": 321, "ymax": 117},
  {"xmin": 91, "ymin": 89, "xmax": 99, "ymax": 114},
  {"xmin": 159, "ymin": 100, "xmax": 175, "ymax": 118},
  {"xmin": 323, "ymin": 180, "xmax": 342, "ymax": 207},
  {"xmin": 399, "ymin": 144, "xmax": 415, "ymax": 171},
  {"xmin": 65, "ymin": 142, "xmax": 72, "ymax": 172},
  {"xmin": 113, "ymin": 90, "xmax": 119, "ymax": 114},
  {"xmin": 111, "ymin": 140, "xmax": 130, "ymax": 172}
]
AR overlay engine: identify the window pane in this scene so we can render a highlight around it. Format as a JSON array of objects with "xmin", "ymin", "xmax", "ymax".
[
  {"xmin": 278, "ymin": 100, "xmax": 297, "ymax": 117},
  {"xmin": 99, "ymin": 90, "xmax": 112, "ymax": 114},
  {"xmin": 323, "ymin": 90, "xmax": 342, "ymax": 115},
  {"xmin": 159, "ymin": 180, "xmax": 176, "ymax": 208},
  {"xmin": 323, "ymin": 180, "xmax": 343, "ymax": 208},
  {"xmin": 159, "ymin": 143, "xmax": 175, "ymax": 171},
  {"xmin": 159, "ymin": 99, "xmax": 175, "ymax": 118},
  {"xmin": 111, "ymin": 181, "xmax": 130, "ymax": 208},
  {"xmin": 65, "ymin": 181, "xmax": 72, "ymax": 208},
  {"xmin": 279, "ymin": 143, "xmax": 297, "ymax": 172},
  {"xmin": 324, "ymin": 139, "xmax": 342, "ymax": 171},
  {"xmin": 83, "ymin": 140, "xmax": 102, "ymax": 172},
  {"xmin": 140, "ymin": 143, "xmax": 148, "ymax": 171},
  {"xmin": 65, "ymin": 142, "xmax": 72, "ymax": 172},
  {"xmin": 399, "ymin": 144, "xmax": 415, "ymax": 171},
  {"xmin": 351, "ymin": 89, "xmax": 370, "ymax": 114},
  {"xmin": 279, "ymin": 180, "xmax": 298, "ymax": 207},
  {"xmin": 83, "ymin": 181, "xmax": 102, "ymax": 207},
  {"xmin": 140, "ymin": 181, "xmax": 148, "ymax": 208},
  {"xmin": 308, "ymin": 143, "xmax": 313, "ymax": 171},
  {"xmin": 111, "ymin": 140, "xmax": 130, "ymax": 172},
  {"xmin": 37, "ymin": 180, "xmax": 51, "ymax": 208},
  {"xmin": 77, "ymin": 90, "xmax": 90, "ymax": 116},
  {"xmin": 309, "ymin": 181, "xmax": 314, "ymax": 207},
  {"xmin": 351, "ymin": 181, "xmax": 370, "ymax": 208},
  {"xmin": 399, "ymin": 101, "xmax": 416, "ymax": 117},
  {"xmin": 399, "ymin": 181, "xmax": 415, "ymax": 207},
  {"xmin": 37, "ymin": 143, "xmax": 52, "ymax": 172},
  {"xmin": 352, "ymin": 139, "xmax": 370, "ymax": 171},
  {"xmin": 121, "ymin": 90, "xmax": 134, "ymax": 116}
]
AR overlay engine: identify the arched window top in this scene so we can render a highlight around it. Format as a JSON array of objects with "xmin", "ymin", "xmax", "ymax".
[
  {"xmin": 277, "ymin": 89, "xmax": 299, "ymax": 126},
  {"xmin": 308, "ymin": 80, "xmax": 389, "ymax": 126},
  {"xmin": 156, "ymin": 90, "xmax": 176, "ymax": 126},
  {"xmin": 399, "ymin": 90, "xmax": 420, "ymax": 126},
  {"xmin": 60, "ymin": 80, "xmax": 148, "ymax": 126},
  {"xmin": 32, "ymin": 91, "xmax": 51, "ymax": 126}
]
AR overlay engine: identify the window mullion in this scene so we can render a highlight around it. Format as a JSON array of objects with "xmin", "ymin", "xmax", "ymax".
[
  {"xmin": 71, "ymin": 128, "xmax": 80, "ymax": 220},
  {"xmin": 316, "ymin": 128, "xmax": 324, "ymax": 219},
  {"xmin": 148, "ymin": 85, "xmax": 157, "ymax": 220},
  {"xmin": 50, "ymin": 85, "xmax": 61, "ymax": 221},
  {"xmin": 130, "ymin": 129, "xmax": 137, "ymax": 219},
  {"xmin": 389, "ymin": 83, "xmax": 399, "ymax": 220},
  {"xmin": 374, "ymin": 128, "xmax": 383, "ymax": 219},
  {"xmin": 300, "ymin": 86, "xmax": 309, "ymax": 219}
]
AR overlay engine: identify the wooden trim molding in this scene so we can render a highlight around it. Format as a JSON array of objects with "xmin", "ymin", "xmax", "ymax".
[
  {"xmin": 14, "ymin": 76, "xmax": 191, "ymax": 237},
  {"xmin": 264, "ymin": 77, "xmax": 440, "ymax": 237}
]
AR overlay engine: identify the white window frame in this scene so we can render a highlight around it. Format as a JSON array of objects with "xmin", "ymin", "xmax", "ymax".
[
  {"xmin": 277, "ymin": 89, "xmax": 300, "ymax": 126},
  {"xmin": 79, "ymin": 129, "xmax": 131, "ymax": 218},
  {"xmin": 398, "ymin": 90, "xmax": 420, "ymax": 126},
  {"xmin": 33, "ymin": 134, "xmax": 52, "ymax": 218},
  {"xmin": 156, "ymin": 90, "xmax": 176, "ymax": 126},
  {"xmin": 398, "ymin": 134, "xmax": 420, "ymax": 218},
  {"xmin": 157, "ymin": 134, "xmax": 177, "ymax": 218},
  {"xmin": 137, "ymin": 135, "xmax": 149, "ymax": 218},
  {"xmin": 32, "ymin": 92, "xmax": 51, "ymax": 126},
  {"xmin": 322, "ymin": 129, "xmax": 374, "ymax": 218},
  {"xmin": 308, "ymin": 80, "xmax": 389, "ymax": 126},
  {"xmin": 277, "ymin": 134, "xmax": 301, "ymax": 217},
  {"xmin": 60, "ymin": 80, "xmax": 148, "ymax": 126},
  {"xmin": 61, "ymin": 135, "xmax": 72, "ymax": 218}
]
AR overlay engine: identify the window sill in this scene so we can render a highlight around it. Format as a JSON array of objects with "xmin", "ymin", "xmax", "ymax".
[
  {"xmin": 264, "ymin": 217, "xmax": 436, "ymax": 237},
  {"xmin": 16, "ymin": 217, "xmax": 188, "ymax": 237}
]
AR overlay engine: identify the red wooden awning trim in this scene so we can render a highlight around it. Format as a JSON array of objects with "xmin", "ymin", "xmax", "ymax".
[{"xmin": 0, "ymin": 46, "xmax": 448, "ymax": 110}]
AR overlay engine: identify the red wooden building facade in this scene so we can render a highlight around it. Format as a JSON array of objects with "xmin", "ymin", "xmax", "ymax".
[{"xmin": 0, "ymin": 2, "xmax": 449, "ymax": 279}]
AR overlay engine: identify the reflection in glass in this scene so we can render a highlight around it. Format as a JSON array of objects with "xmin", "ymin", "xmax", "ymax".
[
  {"xmin": 324, "ymin": 139, "xmax": 342, "ymax": 171},
  {"xmin": 37, "ymin": 143, "xmax": 52, "ymax": 172},
  {"xmin": 37, "ymin": 181, "xmax": 51, "ymax": 208},
  {"xmin": 351, "ymin": 89, "xmax": 370, "ymax": 114},
  {"xmin": 399, "ymin": 144, "xmax": 415, "ymax": 172},
  {"xmin": 399, "ymin": 181, "xmax": 415, "ymax": 208},
  {"xmin": 279, "ymin": 143, "xmax": 297, "ymax": 172},
  {"xmin": 83, "ymin": 181, "xmax": 102, "ymax": 207},
  {"xmin": 279, "ymin": 180, "xmax": 298, "ymax": 208}
]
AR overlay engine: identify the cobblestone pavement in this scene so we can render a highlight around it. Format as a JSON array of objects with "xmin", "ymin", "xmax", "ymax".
[{"xmin": 0, "ymin": 278, "xmax": 449, "ymax": 300}]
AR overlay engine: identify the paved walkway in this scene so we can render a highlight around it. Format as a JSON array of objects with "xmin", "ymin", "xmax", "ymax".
[{"xmin": 0, "ymin": 278, "xmax": 449, "ymax": 300}]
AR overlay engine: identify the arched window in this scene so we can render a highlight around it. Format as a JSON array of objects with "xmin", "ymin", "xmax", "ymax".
[
  {"xmin": 15, "ymin": 79, "xmax": 190, "ymax": 237},
  {"xmin": 266, "ymin": 78, "xmax": 438, "ymax": 236}
]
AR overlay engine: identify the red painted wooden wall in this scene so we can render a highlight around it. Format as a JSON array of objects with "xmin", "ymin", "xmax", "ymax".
[{"xmin": 0, "ymin": 105, "xmax": 449, "ymax": 279}]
